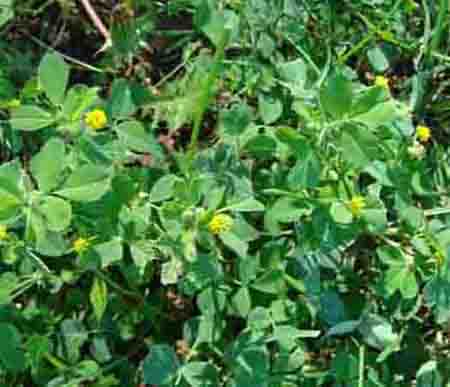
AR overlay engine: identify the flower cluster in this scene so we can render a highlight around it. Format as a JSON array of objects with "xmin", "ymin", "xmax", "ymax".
[
  {"xmin": 85, "ymin": 109, "xmax": 108, "ymax": 130},
  {"xmin": 347, "ymin": 196, "xmax": 366, "ymax": 217},
  {"xmin": 208, "ymin": 214, "xmax": 233, "ymax": 235}
]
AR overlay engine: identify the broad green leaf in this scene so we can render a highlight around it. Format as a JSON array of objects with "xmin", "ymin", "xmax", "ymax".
[
  {"xmin": 416, "ymin": 361, "xmax": 443, "ymax": 387},
  {"xmin": 330, "ymin": 202, "xmax": 353, "ymax": 224},
  {"xmin": 143, "ymin": 344, "xmax": 180, "ymax": 385},
  {"xmin": 56, "ymin": 165, "xmax": 111, "ymax": 202},
  {"xmin": 244, "ymin": 134, "xmax": 277, "ymax": 159},
  {"xmin": 248, "ymin": 307, "xmax": 271, "ymax": 330},
  {"xmin": 258, "ymin": 95, "xmax": 282, "ymax": 124},
  {"xmin": 0, "ymin": 323, "xmax": 26, "ymax": 373},
  {"xmin": 31, "ymin": 137, "xmax": 66, "ymax": 192},
  {"xmin": 31, "ymin": 210, "xmax": 68, "ymax": 257},
  {"xmin": 227, "ymin": 197, "xmax": 265, "ymax": 212},
  {"xmin": 231, "ymin": 287, "xmax": 252, "ymax": 318},
  {"xmin": 424, "ymin": 275, "xmax": 450, "ymax": 324},
  {"xmin": 0, "ymin": 272, "xmax": 18, "ymax": 305},
  {"xmin": 219, "ymin": 103, "xmax": 252, "ymax": 136},
  {"xmin": 0, "ymin": 189, "xmax": 22, "ymax": 222},
  {"xmin": 108, "ymin": 78, "xmax": 136, "ymax": 119},
  {"xmin": 161, "ymin": 258, "xmax": 182, "ymax": 286},
  {"xmin": 26, "ymin": 335, "xmax": 51, "ymax": 371},
  {"xmin": 115, "ymin": 120, "xmax": 160, "ymax": 154},
  {"xmin": 220, "ymin": 231, "xmax": 248, "ymax": 257},
  {"xmin": 36, "ymin": 195, "xmax": 72, "ymax": 232},
  {"xmin": 94, "ymin": 239, "xmax": 123, "ymax": 268},
  {"xmin": 273, "ymin": 325, "xmax": 304, "ymax": 351},
  {"xmin": 60, "ymin": 319, "xmax": 88, "ymax": 364},
  {"xmin": 0, "ymin": 0, "xmax": 13, "ymax": 27},
  {"xmin": 340, "ymin": 126, "xmax": 379, "ymax": 170},
  {"xmin": 62, "ymin": 85, "xmax": 100, "ymax": 125},
  {"xmin": 10, "ymin": 105, "xmax": 55, "ymax": 131},
  {"xmin": 39, "ymin": 52, "xmax": 69, "ymax": 105},
  {"xmin": 252, "ymin": 270, "xmax": 286, "ymax": 295},
  {"xmin": 278, "ymin": 59, "xmax": 307, "ymax": 95},
  {"xmin": 287, "ymin": 149, "xmax": 321, "ymax": 189},
  {"xmin": 149, "ymin": 174, "xmax": 178, "ymax": 203},
  {"xmin": 377, "ymin": 246, "xmax": 418, "ymax": 299},
  {"xmin": 182, "ymin": 361, "xmax": 219, "ymax": 387},
  {"xmin": 367, "ymin": 46, "xmax": 389, "ymax": 72},
  {"xmin": 352, "ymin": 100, "xmax": 399, "ymax": 129},
  {"xmin": 90, "ymin": 277, "xmax": 108, "ymax": 322},
  {"xmin": 358, "ymin": 314, "xmax": 399, "ymax": 352},
  {"xmin": 320, "ymin": 72, "xmax": 353, "ymax": 118}
]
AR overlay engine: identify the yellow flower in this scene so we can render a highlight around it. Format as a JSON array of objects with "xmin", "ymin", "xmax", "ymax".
[
  {"xmin": 73, "ymin": 237, "xmax": 91, "ymax": 254},
  {"xmin": 416, "ymin": 125, "xmax": 431, "ymax": 143},
  {"xmin": 347, "ymin": 196, "xmax": 366, "ymax": 217},
  {"xmin": 208, "ymin": 214, "xmax": 233, "ymax": 235},
  {"xmin": 85, "ymin": 109, "xmax": 108, "ymax": 130},
  {"xmin": 375, "ymin": 76, "xmax": 389, "ymax": 89},
  {"xmin": 0, "ymin": 225, "xmax": 8, "ymax": 240}
]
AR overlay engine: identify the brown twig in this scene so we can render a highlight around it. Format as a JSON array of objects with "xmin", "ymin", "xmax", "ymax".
[{"xmin": 79, "ymin": 0, "xmax": 112, "ymax": 53}]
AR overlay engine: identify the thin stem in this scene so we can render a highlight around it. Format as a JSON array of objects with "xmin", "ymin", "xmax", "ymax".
[{"xmin": 79, "ymin": 0, "xmax": 112, "ymax": 52}]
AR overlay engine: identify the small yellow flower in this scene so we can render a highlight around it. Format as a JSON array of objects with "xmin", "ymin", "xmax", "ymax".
[
  {"xmin": 0, "ymin": 225, "xmax": 8, "ymax": 240},
  {"xmin": 73, "ymin": 237, "xmax": 91, "ymax": 254},
  {"xmin": 208, "ymin": 214, "xmax": 233, "ymax": 235},
  {"xmin": 375, "ymin": 76, "xmax": 389, "ymax": 89},
  {"xmin": 347, "ymin": 196, "xmax": 366, "ymax": 218},
  {"xmin": 416, "ymin": 125, "xmax": 431, "ymax": 143},
  {"xmin": 85, "ymin": 109, "xmax": 108, "ymax": 130}
]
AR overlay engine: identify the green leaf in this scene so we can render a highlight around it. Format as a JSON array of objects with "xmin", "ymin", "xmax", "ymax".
[
  {"xmin": 330, "ymin": 202, "xmax": 353, "ymax": 224},
  {"xmin": 258, "ymin": 95, "xmax": 282, "ymax": 124},
  {"xmin": 378, "ymin": 246, "xmax": 418, "ymax": 299},
  {"xmin": 227, "ymin": 197, "xmax": 265, "ymax": 212},
  {"xmin": 39, "ymin": 52, "xmax": 69, "ymax": 105},
  {"xmin": 10, "ymin": 105, "xmax": 55, "ymax": 131},
  {"xmin": 424, "ymin": 275, "xmax": 450, "ymax": 324},
  {"xmin": 340, "ymin": 126, "xmax": 379, "ymax": 170},
  {"xmin": 182, "ymin": 361, "xmax": 219, "ymax": 387},
  {"xmin": 36, "ymin": 195, "xmax": 72, "ymax": 232},
  {"xmin": 31, "ymin": 137, "xmax": 66, "ymax": 192},
  {"xmin": 248, "ymin": 307, "xmax": 271, "ymax": 330},
  {"xmin": 358, "ymin": 314, "xmax": 399, "ymax": 352},
  {"xmin": 416, "ymin": 361, "xmax": 443, "ymax": 387},
  {"xmin": 320, "ymin": 72, "xmax": 353, "ymax": 118},
  {"xmin": 90, "ymin": 277, "xmax": 108, "ymax": 322},
  {"xmin": 0, "ymin": 0, "xmax": 13, "ymax": 27},
  {"xmin": 231, "ymin": 287, "xmax": 252, "ymax": 318},
  {"xmin": 56, "ymin": 165, "xmax": 111, "ymax": 202},
  {"xmin": 244, "ymin": 134, "xmax": 277, "ymax": 159},
  {"xmin": 0, "ymin": 272, "xmax": 19, "ymax": 305},
  {"xmin": 220, "ymin": 231, "xmax": 248, "ymax": 257},
  {"xmin": 0, "ymin": 323, "xmax": 26, "ymax": 373},
  {"xmin": 107, "ymin": 78, "xmax": 136, "ymax": 119},
  {"xmin": 287, "ymin": 149, "xmax": 321, "ymax": 189},
  {"xmin": 219, "ymin": 103, "xmax": 252, "ymax": 136},
  {"xmin": 62, "ymin": 85, "xmax": 100, "ymax": 128},
  {"xmin": 367, "ymin": 46, "xmax": 389, "ymax": 72},
  {"xmin": 278, "ymin": 59, "xmax": 307, "ymax": 95},
  {"xmin": 115, "ymin": 120, "xmax": 160, "ymax": 154},
  {"xmin": 252, "ymin": 270, "xmax": 286, "ymax": 295},
  {"xmin": 143, "ymin": 344, "xmax": 180, "ymax": 385},
  {"xmin": 60, "ymin": 319, "xmax": 88, "ymax": 364},
  {"xmin": 94, "ymin": 239, "xmax": 123, "ymax": 268},
  {"xmin": 352, "ymin": 100, "xmax": 399, "ymax": 129},
  {"xmin": 149, "ymin": 174, "xmax": 179, "ymax": 203}
]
